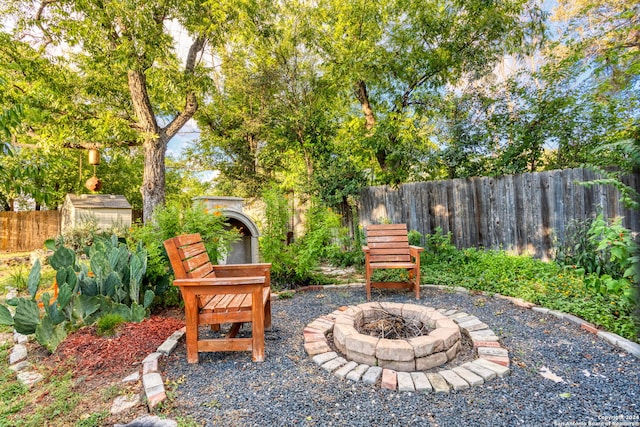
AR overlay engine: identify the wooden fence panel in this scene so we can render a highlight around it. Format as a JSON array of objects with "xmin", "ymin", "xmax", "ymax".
[
  {"xmin": 0, "ymin": 211, "xmax": 61, "ymax": 252},
  {"xmin": 359, "ymin": 168, "xmax": 640, "ymax": 261}
]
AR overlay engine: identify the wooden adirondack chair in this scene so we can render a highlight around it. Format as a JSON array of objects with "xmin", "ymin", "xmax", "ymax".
[
  {"xmin": 362, "ymin": 224, "xmax": 423, "ymax": 300},
  {"xmin": 163, "ymin": 233, "xmax": 272, "ymax": 363}
]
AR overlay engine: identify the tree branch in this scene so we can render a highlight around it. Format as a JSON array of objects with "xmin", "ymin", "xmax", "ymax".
[
  {"xmin": 34, "ymin": 0, "xmax": 57, "ymax": 50},
  {"xmin": 160, "ymin": 36, "xmax": 205, "ymax": 139}
]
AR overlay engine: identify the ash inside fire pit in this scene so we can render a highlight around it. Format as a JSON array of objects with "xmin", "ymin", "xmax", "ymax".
[{"xmin": 357, "ymin": 309, "xmax": 431, "ymax": 340}]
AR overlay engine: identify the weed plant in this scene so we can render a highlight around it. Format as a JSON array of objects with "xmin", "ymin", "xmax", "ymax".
[{"xmin": 96, "ymin": 314, "xmax": 126, "ymax": 337}]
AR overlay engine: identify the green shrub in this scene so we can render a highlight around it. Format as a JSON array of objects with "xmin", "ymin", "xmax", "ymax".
[
  {"xmin": 45, "ymin": 215, "xmax": 131, "ymax": 256},
  {"xmin": 259, "ymin": 190, "xmax": 350, "ymax": 289},
  {"xmin": 7, "ymin": 265, "xmax": 28, "ymax": 292},
  {"xmin": 423, "ymin": 227, "xmax": 460, "ymax": 262},
  {"xmin": 555, "ymin": 217, "xmax": 599, "ymax": 273},
  {"xmin": 555, "ymin": 214, "xmax": 638, "ymax": 322},
  {"xmin": 96, "ymin": 314, "xmax": 126, "ymax": 337},
  {"xmin": 421, "ymin": 229, "xmax": 639, "ymax": 342}
]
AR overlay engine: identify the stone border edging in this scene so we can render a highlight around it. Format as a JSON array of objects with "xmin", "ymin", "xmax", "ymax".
[{"xmin": 287, "ymin": 282, "xmax": 640, "ymax": 360}]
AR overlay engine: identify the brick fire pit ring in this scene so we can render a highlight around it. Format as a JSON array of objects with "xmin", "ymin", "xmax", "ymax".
[
  {"xmin": 333, "ymin": 302, "xmax": 461, "ymax": 372},
  {"xmin": 303, "ymin": 302, "xmax": 511, "ymax": 392}
]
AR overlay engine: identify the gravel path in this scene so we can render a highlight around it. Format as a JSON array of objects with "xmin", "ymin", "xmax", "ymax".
[{"xmin": 161, "ymin": 286, "xmax": 640, "ymax": 427}]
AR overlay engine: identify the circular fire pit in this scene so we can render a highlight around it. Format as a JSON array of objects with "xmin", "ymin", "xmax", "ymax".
[
  {"xmin": 303, "ymin": 300, "xmax": 511, "ymax": 392},
  {"xmin": 333, "ymin": 302, "xmax": 461, "ymax": 372}
]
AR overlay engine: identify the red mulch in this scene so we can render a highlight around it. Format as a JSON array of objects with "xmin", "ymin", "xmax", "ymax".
[{"xmin": 44, "ymin": 312, "xmax": 185, "ymax": 381}]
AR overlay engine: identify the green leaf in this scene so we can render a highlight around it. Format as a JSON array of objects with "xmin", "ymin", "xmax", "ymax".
[
  {"xmin": 103, "ymin": 271, "xmax": 121, "ymax": 298},
  {"xmin": 27, "ymin": 259, "xmax": 41, "ymax": 299},
  {"xmin": 129, "ymin": 303, "xmax": 146, "ymax": 323},
  {"xmin": 35, "ymin": 316, "xmax": 68, "ymax": 352},
  {"xmin": 56, "ymin": 267, "xmax": 68, "ymax": 287},
  {"xmin": 66, "ymin": 266, "xmax": 78, "ymax": 290},
  {"xmin": 44, "ymin": 239, "xmax": 56, "ymax": 251},
  {"xmin": 129, "ymin": 253, "xmax": 145, "ymax": 304},
  {"xmin": 73, "ymin": 294, "xmax": 101, "ymax": 321},
  {"xmin": 56, "ymin": 266, "xmax": 77, "ymax": 292},
  {"xmin": 623, "ymin": 266, "xmax": 636, "ymax": 279},
  {"xmin": 45, "ymin": 301, "xmax": 67, "ymax": 325},
  {"xmin": 143, "ymin": 289, "xmax": 155, "ymax": 309},
  {"xmin": 111, "ymin": 303, "xmax": 133, "ymax": 322},
  {"xmin": 90, "ymin": 251, "xmax": 110, "ymax": 281},
  {"xmin": 559, "ymin": 392, "xmax": 571, "ymax": 399},
  {"xmin": 57, "ymin": 282, "xmax": 73, "ymax": 309},
  {"xmin": 49, "ymin": 247, "xmax": 75, "ymax": 271},
  {"xmin": 0, "ymin": 305, "xmax": 14, "ymax": 326},
  {"xmin": 14, "ymin": 299, "xmax": 40, "ymax": 335},
  {"xmin": 79, "ymin": 276, "xmax": 98, "ymax": 297}
]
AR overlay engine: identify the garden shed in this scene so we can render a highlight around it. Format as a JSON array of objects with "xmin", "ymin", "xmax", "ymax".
[{"xmin": 61, "ymin": 194, "xmax": 132, "ymax": 232}]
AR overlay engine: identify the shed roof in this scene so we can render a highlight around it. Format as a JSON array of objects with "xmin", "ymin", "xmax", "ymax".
[{"xmin": 66, "ymin": 194, "xmax": 131, "ymax": 209}]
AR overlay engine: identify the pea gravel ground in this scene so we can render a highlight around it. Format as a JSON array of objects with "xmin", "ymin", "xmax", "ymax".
[{"xmin": 161, "ymin": 286, "xmax": 640, "ymax": 427}]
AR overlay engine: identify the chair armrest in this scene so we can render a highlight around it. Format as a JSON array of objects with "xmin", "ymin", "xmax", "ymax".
[
  {"xmin": 211, "ymin": 264, "xmax": 271, "ymax": 288},
  {"xmin": 409, "ymin": 246, "xmax": 423, "ymax": 264},
  {"xmin": 173, "ymin": 276, "xmax": 265, "ymax": 288},
  {"xmin": 362, "ymin": 246, "xmax": 370, "ymax": 253}
]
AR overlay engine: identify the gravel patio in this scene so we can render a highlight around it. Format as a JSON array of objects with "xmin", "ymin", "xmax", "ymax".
[{"xmin": 161, "ymin": 286, "xmax": 640, "ymax": 427}]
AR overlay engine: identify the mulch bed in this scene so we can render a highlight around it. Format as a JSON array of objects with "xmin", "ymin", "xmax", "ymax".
[{"xmin": 44, "ymin": 310, "xmax": 185, "ymax": 382}]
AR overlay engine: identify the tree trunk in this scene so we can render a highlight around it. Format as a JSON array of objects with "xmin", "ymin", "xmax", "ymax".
[
  {"xmin": 142, "ymin": 134, "xmax": 168, "ymax": 223},
  {"xmin": 128, "ymin": 69, "xmax": 162, "ymax": 223},
  {"xmin": 126, "ymin": 34, "xmax": 203, "ymax": 223},
  {"xmin": 355, "ymin": 80, "xmax": 376, "ymax": 131}
]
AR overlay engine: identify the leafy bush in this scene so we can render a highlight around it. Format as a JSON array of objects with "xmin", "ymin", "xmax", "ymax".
[
  {"xmin": 554, "ymin": 217, "xmax": 599, "ymax": 273},
  {"xmin": 421, "ymin": 229, "xmax": 638, "ymax": 342},
  {"xmin": 0, "ymin": 235, "xmax": 152, "ymax": 352},
  {"xmin": 555, "ymin": 214, "xmax": 638, "ymax": 318},
  {"xmin": 259, "ymin": 190, "xmax": 347, "ymax": 289},
  {"xmin": 423, "ymin": 227, "xmax": 461, "ymax": 263},
  {"xmin": 46, "ymin": 214, "xmax": 131, "ymax": 255},
  {"xmin": 325, "ymin": 222, "xmax": 365, "ymax": 268}
]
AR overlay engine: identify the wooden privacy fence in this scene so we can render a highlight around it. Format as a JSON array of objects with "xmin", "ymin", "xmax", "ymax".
[
  {"xmin": 359, "ymin": 168, "xmax": 640, "ymax": 260},
  {"xmin": 0, "ymin": 211, "xmax": 61, "ymax": 252}
]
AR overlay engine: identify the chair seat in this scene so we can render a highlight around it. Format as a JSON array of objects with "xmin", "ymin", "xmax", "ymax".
[
  {"xmin": 202, "ymin": 287, "xmax": 271, "ymax": 313},
  {"xmin": 368, "ymin": 262, "xmax": 417, "ymax": 269}
]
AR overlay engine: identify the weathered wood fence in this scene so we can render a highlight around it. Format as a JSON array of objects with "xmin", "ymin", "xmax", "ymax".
[
  {"xmin": 0, "ymin": 211, "xmax": 61, "ymax": 252},
  {"xmin": 359, "ymin": 168, "xmax": 640, "ymax": 260}
]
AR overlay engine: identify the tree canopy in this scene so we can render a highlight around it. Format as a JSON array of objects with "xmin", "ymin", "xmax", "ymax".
[{"xmin": 0, "ymin": 0, "xmax": 637, "ymax": 215}]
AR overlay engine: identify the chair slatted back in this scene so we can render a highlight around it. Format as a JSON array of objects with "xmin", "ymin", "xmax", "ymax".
[
  {"xmin": 365, "ymin": 224, "xmax": 411, "ymax": 263},
  {"xmin": 164, "ymin": 233, "xmax": 216, "ymax": 279}
]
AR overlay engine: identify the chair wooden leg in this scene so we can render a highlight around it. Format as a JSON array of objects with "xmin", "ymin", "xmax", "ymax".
[
  {"xmin": 251, "ymin": 286, "xmax": 265, "ymax": 362},
  {"xmin": 264, "ymin": 299, "xmax": 272, "ymax": 329},
  {"xmin": 227, "ymin": 322, "xmax": 242, "ymax": 338},
  {"xmin": 182, "ymin": 289, "xmax": 199, "ymax": 364}
]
